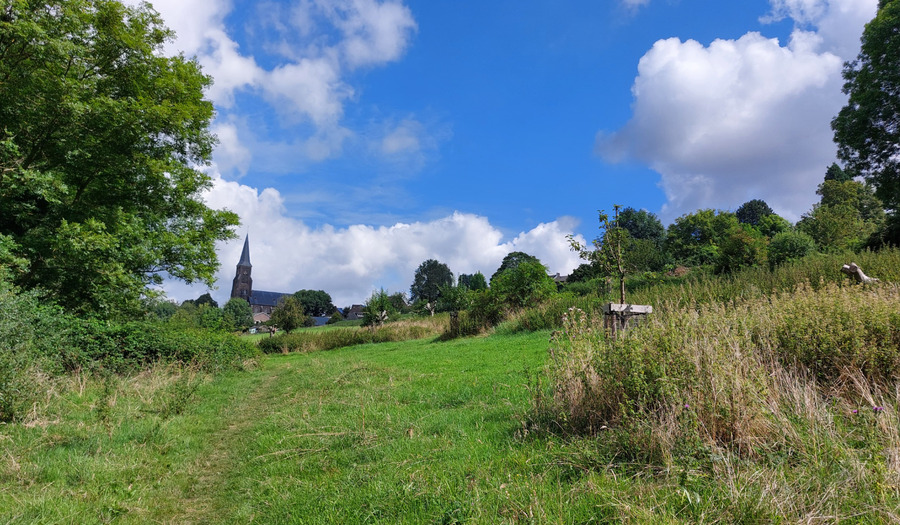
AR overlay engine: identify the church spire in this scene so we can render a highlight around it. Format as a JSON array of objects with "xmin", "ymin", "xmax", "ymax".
[
  {"xmin": 231, "ymin": 234, "xmax": 253, "ymax": 300},
  {"xmin": 238, "ymin": 234, "xmax": 251, "ymax": 267}
]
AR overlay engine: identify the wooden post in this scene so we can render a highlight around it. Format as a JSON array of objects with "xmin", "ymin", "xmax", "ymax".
[{"xmin": 603, "ymin": 303, "xmax": 653, "ymax": 340}]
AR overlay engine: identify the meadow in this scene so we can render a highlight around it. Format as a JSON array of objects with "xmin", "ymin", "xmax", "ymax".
[{"xmin": 4, "ymin": 252, "xmax": 900, "ymax": 523}]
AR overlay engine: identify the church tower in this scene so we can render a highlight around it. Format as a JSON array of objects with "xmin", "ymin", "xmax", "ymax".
[{"xmin": 230, "ymin": 235, "xmax": 253, "ymax": 301}]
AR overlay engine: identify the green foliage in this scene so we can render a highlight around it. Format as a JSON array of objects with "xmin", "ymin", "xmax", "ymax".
[
  {"xmin": 832, "ymin": 0, "xmax": 900, "ymax": 210},
  {"xmin": 436, "ymin": 284, "xmax": 471, "ymax": 313},
  {"xmin": 387, "ymin": 291, "xmax": 409, "ymax": 313},
  {"xmin": 410, "ymin": 259, "xmax": 453, "ymax": 306},
  {"xmin": 490, "ymin": 260, "xmax": 557, "ymax": 310},
  {"xmin": 566, "ymin": 263, "xmax": 598, "ymax": 284},
  {"xmin": 624, "ymin": 237, "xmax": 669, "ymax": 272},
  {"xmin": 223, "ymin": 297, "xmax": 253, "ymax": 332},
  {"xmin": 195, "ymin": 293, "xmax": 219, "ymax": 308},
  {"xmin": 665, "ymin": 209, "xmax": 739, "ymax": 266},
  {"xmin": 293, "ymin": 289, "xmax": 335, "ymax": 317},
  {"xmin": 280, "ymin": 297, "xmax": 311, "ymax": 331},
  {"xmin": 735, "ymin": 199, "xmax": 774, "ymax": 226},
  {"xmin": 617, "ymin": 207, "xmax": 666, "ymax": 246},
  {"xmin": 326, "ymin": 311, "xmax": 344, "ymax": 325},
  {"xmin": 270, "ymin": 295, "xmax": 307, "ymax": 333},
  {"xmin": 568, "ymin": 206, "xmax": 630, "ymax": 303},
  {"xmin": 490, "ymin": 251, "xmax": 540, "ymax": 283},
  {"xmin": 0, "ymin": 0, "xmax": 239, "ymax": 317},
  {"xmin": 797, "ymin": 180, "xmax": 884, "ymax": 252},
  {"xmin": 457, "ymin": 271, "xmax": 487, "ymax": 291},
  {"xmin": 757, "ymin": 213, "xmax": 792, "ymax": 237},
  {"xmin": 824, "ymin": 162, "xmax": 854, "ymax": 182},
  {"xmin": 715, "ymin": 224, "xmax": 768, "ymax": 273},
  {"xmin": 362, "ymin": 289, "xmax": 397, "ymax": 327},
  {"xmin": 768, "ymin": 230, "xmax": 816, "ymax": 267}
]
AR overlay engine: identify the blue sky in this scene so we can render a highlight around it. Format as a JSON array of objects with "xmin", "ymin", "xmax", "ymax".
[{"xmin": 138, "ymin": 0, "xmax": 878, "ymax": 306}]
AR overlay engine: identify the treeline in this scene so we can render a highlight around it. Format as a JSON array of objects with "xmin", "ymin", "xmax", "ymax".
[{"xmin": 348, "ymin": 163, "xmax": 891, "ymax": 339}]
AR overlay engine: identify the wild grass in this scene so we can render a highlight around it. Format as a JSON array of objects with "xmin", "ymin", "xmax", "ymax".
[
  {"xmin": 533, "ymin": 279, "xmax": 900, "ymax": 521},
  {"xmin": 257, "ymin": 314, "xmax": 448, "ymax": 354}
]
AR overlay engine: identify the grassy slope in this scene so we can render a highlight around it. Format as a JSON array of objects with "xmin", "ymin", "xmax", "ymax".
[{"xmin": 6, "ymin": 253, "xmax": 900, "ymax": 523}]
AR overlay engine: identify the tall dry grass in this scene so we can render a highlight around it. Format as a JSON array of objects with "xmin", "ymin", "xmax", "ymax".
[
  {"xmin": 539, "ymin": 280, "xmax": 900, "ymax": 461},
  {"xmin": 257, "ymin": 315, "xmax": 448, "ymax": 354}
]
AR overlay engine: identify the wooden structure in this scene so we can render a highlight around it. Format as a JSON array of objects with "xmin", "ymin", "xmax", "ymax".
[{"xmin": 603, "ymin": 303, "xmax": 653, "ymax": 340}]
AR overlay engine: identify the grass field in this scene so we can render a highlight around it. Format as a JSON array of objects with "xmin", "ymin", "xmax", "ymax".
[{"xmin": 5, "ymin": 264, "xmax": 900, "ymax": 522}]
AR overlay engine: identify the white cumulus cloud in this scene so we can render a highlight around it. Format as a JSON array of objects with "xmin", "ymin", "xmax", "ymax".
[
  {"xmin": 163, "ymin": 173, "xmax": 586, "ymax": 306},
  {"xmin": 598, "ymin": 0, "xmax": 877, "ymax": 222}
]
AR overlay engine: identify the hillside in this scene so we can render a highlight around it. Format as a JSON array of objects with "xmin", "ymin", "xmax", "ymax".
[{"xmin": 3, "ymin": 252, "xmax": 900, "ymax": 522}]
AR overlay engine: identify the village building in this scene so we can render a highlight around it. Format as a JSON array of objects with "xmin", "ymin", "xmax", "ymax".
[{"xmin": 230, "ymin": 235, "xmax": 291, "ymax": 317}]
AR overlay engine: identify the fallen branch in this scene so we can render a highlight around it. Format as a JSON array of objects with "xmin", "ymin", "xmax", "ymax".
[{"xmin": 841, "ymin": 262, "xmax": 879, "ymax": 284}]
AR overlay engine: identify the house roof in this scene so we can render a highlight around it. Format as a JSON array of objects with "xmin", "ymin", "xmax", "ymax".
[
  {"xmin": 237, "ymin": 234, "xmax": 252, "ymax": 267},
  {"xmin": 249, "ymin": 290, "xmax": 289, "ymax": 307}
]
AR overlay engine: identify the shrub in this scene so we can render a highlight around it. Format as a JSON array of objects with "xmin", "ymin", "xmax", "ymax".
[{"xmin": 768, "ymin": 230, "xmax": 816, "ymax": 267}]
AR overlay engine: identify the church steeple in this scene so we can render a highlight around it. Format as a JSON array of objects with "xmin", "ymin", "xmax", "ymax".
[
  {"xmin": 237, "ymin": 234, "xmax": 252, "ymax": 267},
  {"xmin": 230, "ymin": 235, "xmax": 253, "ymax": 301}
]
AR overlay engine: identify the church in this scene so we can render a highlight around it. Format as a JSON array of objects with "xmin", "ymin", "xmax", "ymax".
[{"xmin": 230, "ymin": 235, "xmax": 290, "ymax": 319}]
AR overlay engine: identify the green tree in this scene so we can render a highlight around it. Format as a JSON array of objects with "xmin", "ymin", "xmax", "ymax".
[
  {"xmin": 568, "ymin": 206, "xmax": 630, "ymax": 303},
  {"xmin": 458, "ymin": 272, "xmax": 488, "ymax": 291},
  {"xmin": 388, "ymin": 292, "xmax": 409, "ymax": 313},
  {"xmin": 735, "ymin": 199, "xmax": 774, "ymax": 226},
  {"xmin": 757, "ymin": 213, "xmax": 792, "ymax": 238},
  {"xmin": 195, "ymin": 293, "xmax": 218, "ymax": 309},
  {"xmin": 832, "ymin": 0, "xmax": 900, "ymax": 211},
  {"xmin": 665, "ymin": 210, "xmax": 740, "ymax": 266},
  {"xmin": 824, "ymin": 162, "xmax": 854, "ymax": 182},
  {"xmin": 797, "ymin": 179, "xmax": 884, "ymax": 251},
  {"xmin": 769, "ymin": 230, "xmax": 817, "ymax": 267},
  {"xmin": 617, "ymin": 207, "xmax": 666, "ymax": 247},
  {"xmin": 468, "ymin": 272, "xmax": 488, "ymax": 291},
  {"xmin": 715, "ymin": 225, "xmax": 768, "ymax": 273},
  {"xmin": 490, "ymin": 252, "xmax": 540, "ymax": 284},
  {"xmin": 410, "ymin": 259, "xmax": 453, "ymax": 314},
  {"xmin": 270, "ymin": 296, "xmax": 307, "ymax": 333},
  {"xmin": 490, "ymin": 260, "xmax": 556, "ymax": 310},
  {"xmin": 223, "ymin": 297, "xmax": 253, "ymax": 332},
  {"xmin": 362, "ymin": 289, "xmax": 396, "ymax": 328},
  {"xmin": 292, "ymin": 290, "xmax": 335, "ymax": 317},
  {"xmin": 0, "ymin": 0, "xmax": 238, "ymax": 317}
]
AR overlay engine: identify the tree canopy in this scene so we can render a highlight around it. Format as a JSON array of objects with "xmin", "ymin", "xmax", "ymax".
[
  {"xmin": 410, "ymin": 259, "xmax": 453, "ymax": 305},
  {"xmin": 0, "ymin": 0, "xmax": 238, "ymax": 317},
  {"xmin": 293, "ymin": 290, "xmax": 335, "ymax": 317},
  {"xmin": 490, "ymin": 252, "xmax": 540, "ymax": 283},
  {"xmin": 617, "ymin": 207, "xmax": 666, "ymax": 247},
  {"xmin": 270, "ymin": 296, "xmax": 307, "ymax": 333},
  {"xmin": 735, "ymin": 199, "xmax": 774, "ymax": 226},
  {"xmin": 832, "ymin": 0, "xmax": 900, "ymax": 211}
]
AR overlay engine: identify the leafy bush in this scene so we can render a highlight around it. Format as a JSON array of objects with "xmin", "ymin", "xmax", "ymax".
[
  {"xmin": 768, "ymin": 230, "xmax": 816, "ymax": 267},
  {"xmin": 61, "ymin": 320, "xmax": 259, "ymax": 373}
]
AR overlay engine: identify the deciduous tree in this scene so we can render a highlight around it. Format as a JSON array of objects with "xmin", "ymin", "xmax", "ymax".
[
  {"xmin": 270, "ymin": 296, "xmax": 307, "ymax": 333},
  {"xmin": 410, "ymin": 259, "xmax": 453, "ymax": 314},
  {"xmin": 0, "ymin": 0, "xmax": 238, "ymax": 317},
  {"xmin": 832, "ymin": 0, "xmax": 900, "ymax": 210}
]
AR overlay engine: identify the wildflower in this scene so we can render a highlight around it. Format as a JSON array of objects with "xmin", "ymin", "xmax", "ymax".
[
  {"xmin": 851, "ymin": 409, "xmax": 858, "ymax": 414},
  {"xmin": 684, "ymin": 403, "xmax": 690, "ymax": 409},
  {"xmin": 874, "ymin": 406, "xmax": 885, "ymax": 413}
]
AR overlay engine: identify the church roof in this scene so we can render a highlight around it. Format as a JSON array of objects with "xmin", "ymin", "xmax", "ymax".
[
  {"xmin": 250, "ymin": 290, "xmax": 290, "ymax": 307},
  {"xmin": 237, "ymin": 234, "xmax": 252, "ymax": 267}
]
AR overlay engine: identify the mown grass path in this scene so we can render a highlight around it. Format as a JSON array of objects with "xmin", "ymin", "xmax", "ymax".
[{"xmin": 178, "ymin": 331, "xmax": 571, "ymax": 523}]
